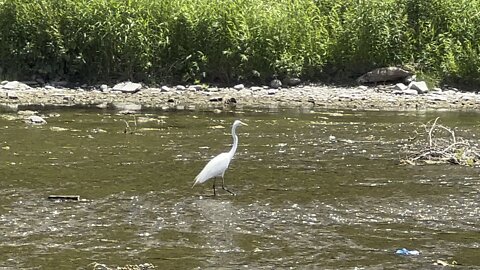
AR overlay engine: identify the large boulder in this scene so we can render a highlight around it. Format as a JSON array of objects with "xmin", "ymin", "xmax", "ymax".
[
  {"xmin": 357, "ymin": 67, "xmax": 413, "ymax": 84},
  {"xmin": 112, "ymin": 82, "xmax": 142, "ymax": 93},
  {"xmin": 1, "ymin": 80, "xmax": 32, "ymax": 90}
]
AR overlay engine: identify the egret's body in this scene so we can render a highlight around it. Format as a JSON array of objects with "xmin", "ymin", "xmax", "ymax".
[{"xmin": 193, "ymin": 120, "xmax": 247, "ymax": 196}]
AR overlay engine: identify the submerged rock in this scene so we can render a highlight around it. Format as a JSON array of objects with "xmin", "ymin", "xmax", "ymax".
[
  {"xmin": 112, "ymin": 103, "xmax": 142, "ymax": 112},
  {"xmin": 26, "ymin": 115, "xmax": 47, "ymax": 125}
]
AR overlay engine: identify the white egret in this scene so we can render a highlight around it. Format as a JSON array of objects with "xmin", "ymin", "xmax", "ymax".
[{"xmin": 192, "ymin": 120, "xmax": 248, "ymax": 196}]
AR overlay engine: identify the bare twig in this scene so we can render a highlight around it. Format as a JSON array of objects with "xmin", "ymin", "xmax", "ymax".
[
  {"xmin": 403, "ymin": 118, "xmax": 477, "ymax": 166},
  {"xmin": 428, "ymin": 117, "xmax": 440, "ymax": 147}
]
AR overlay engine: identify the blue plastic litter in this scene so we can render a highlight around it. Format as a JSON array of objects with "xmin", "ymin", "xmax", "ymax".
[{"xmin": 395, "ymin": 248, "xmax": 420, "ymax": 256}]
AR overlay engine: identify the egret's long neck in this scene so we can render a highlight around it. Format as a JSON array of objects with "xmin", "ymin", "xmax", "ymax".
[{"xmin": 228, "ymin": 125, "xmax": 239, "ymax": 157}]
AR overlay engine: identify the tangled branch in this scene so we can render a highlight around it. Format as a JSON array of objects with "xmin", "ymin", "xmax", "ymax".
[{"xmin": 402, "ymin": 118, "xmax": 479, "ymax": 166}]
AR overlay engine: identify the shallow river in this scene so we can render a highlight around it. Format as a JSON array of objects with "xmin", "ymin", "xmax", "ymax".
[{"xmin": 0, "ymin": 108, "xmax": 479, "ymax": 269}]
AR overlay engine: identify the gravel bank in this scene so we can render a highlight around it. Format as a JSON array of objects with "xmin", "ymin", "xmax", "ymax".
[{"xmin": 1, "ymin": 82, "xmax": 479, "ymax": 112}]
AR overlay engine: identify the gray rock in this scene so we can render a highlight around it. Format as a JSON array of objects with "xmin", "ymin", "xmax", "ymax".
[
  {"xmin": 26, "ymin": 115, "xmax": 47, "ymax": 125},
  {"xmin": 404, "ymin": 74, "xmax": 416, "ymax": 84},
  {"xmin": 207, "ymin": 87, "xmax": 219, "ymax": 92},
  {"xmin": 189, "ymin": 84, "xmax": 204, "ymax": 91},
  {"xmin": 96, "ymin": 102, "xmax": 108, "ymax": 109},
  {"xmin": 250, "ymin": 86, "xmax": 263, "ymax": 92},
  {"xmin": 358, "ymin": 85, "xmax": 368, "ymax": 90},
  {"xmin": 176, "ymin": 85, "xmax": 186, "ymax": 91},
  {"xmin": 267, "ymin": 89, "xmax": 278, "ymax": 95},
  {"xmin": 100, "ymin": 84, "xmax": 109, "ymax": 92},
  {"xmin": 112, "ymin": 82, "xmax": 142, "ymax": 93},
  {"xmin": 233, "ymin": 84, "xmax": 244, "ymax": 90},
  {"xmin": 395, "ymin": 83, "xmax": 408, "ymax": 91},
  {"xmin": 161, "ymin": 86, "xmax": 171, "ymax": 92},
  {"xmin": 443, "ymin": 90, "xmax": 457, "ymax": 95},
  {"xmin": 427, "ymin": 93, "xmax": 448, "ymax": 101},
  {"xmin": 52, "ymin": 81, "xmax": 69, "ymax": 87},
  {"xmin": 18, "ymin": 110, "xmax": 38, "ymax": 116},
  {"xmin": 270, "ymin": 79, "xmax": 282, "ymax": 89},
  {"xmin": 403, "ymin": 89, "xmax": 418, "ymax": 95},
  {"xmin": 6, "ymin": 91, "xmax": 18, "ymax": 99},
  {"xmin": 357, "ymin": 67, "xmax": 413, "ymax": 84},
  {"xmin": 209, "ymin": 97, "xmax": 223, "ymax": 102},
  {"xmin": 432, "ymin": 87, "xmax": 442, "ymax": 92},
  {"xmin": 409, "ymin": 81, "xmax": 428, "ymax": 93},
  {"xmin": 392, "ymin": 90, "xmax": 404, "ymax": 95},
  {"xmin": 2, "ymin": 81, "xmax": 32, "ymax": 90},
  {"xmin": 284, "ymin": 77, "xmax": 301, "ymax": 86}
]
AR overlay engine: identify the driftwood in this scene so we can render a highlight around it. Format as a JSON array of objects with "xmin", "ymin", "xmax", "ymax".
[
  {"xmin": 48, "ymin": 195, "xmax": 81, "ymax": 201},
  {"xmin": 91, "ymin": 262, "xmax": 155, "ymax": 270},
  {"xmin": 402, "ymin": 117, "xmax": 480, "ymax": 166},
  {"xmin": 124, "ymin": 115, "xmax": 138, "ymax": 134}
]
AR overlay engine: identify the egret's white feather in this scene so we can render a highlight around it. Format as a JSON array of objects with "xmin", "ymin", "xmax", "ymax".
[{"xmin": 193, "ymin": 152, "xmax": 232, "ymax": 186}]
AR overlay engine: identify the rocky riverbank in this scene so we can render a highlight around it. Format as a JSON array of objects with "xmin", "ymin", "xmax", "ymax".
[{"xmin": 0, "ymin": 80, "xmax": 479, "ymax": 113}]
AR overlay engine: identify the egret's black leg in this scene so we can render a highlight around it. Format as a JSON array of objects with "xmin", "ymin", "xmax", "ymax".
[
  {"xmin": 221, "ymin": 176, "xmax": 236, "ymax": 196},
  {"xmin": 212, "ymin": 178, "xmax": 217, "ymax": 196}
]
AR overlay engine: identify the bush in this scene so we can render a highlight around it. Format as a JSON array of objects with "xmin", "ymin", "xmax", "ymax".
[{"xmin": 0, "ymin": 0, "xmax": 479, "ymax": 86}]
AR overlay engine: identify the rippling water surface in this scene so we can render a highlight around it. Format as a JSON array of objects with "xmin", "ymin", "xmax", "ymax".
[{"xmin": 0, "ymin": 108, "xmax": 479, "ymax": 269}]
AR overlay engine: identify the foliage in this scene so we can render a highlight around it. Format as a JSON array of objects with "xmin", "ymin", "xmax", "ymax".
[{"xmin": 0, "ymin": 0, "xmax": 479, "ymax": 86}]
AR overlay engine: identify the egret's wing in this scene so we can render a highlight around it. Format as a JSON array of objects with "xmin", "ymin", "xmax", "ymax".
[{"xmin": 193, "ymin": 152, "xmax": 231, "ymax": 186}]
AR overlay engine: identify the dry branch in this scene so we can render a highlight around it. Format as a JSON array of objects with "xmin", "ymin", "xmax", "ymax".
[{"xmin": 402, "ymin": 118, "xmax": 478, "ymax": 166}]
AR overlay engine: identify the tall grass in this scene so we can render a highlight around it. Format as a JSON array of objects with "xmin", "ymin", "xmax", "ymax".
[{"xmin": 0, "ymin": 0, "xmax": 479, "ymax": 86}]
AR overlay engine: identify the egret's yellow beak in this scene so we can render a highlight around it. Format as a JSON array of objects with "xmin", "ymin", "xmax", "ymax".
[{"xmin": 240, "ymin": 121, "xmax": 248, "ymax": 126}]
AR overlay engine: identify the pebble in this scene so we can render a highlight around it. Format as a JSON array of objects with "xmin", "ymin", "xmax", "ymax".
[
  {"xmin": 207, "ymin": 87, "xmax": 219, "ymax": 92},
  {"xmin": 161, "ymin": 86, "xmax": 171, "ymax": 92},
  {"xmin": 267, "ymin": 89, "xmax": 278, "ymax": 95},
  {"xmin": 100, "ymin": 84, "xmax": 109, "ymax": 92}
]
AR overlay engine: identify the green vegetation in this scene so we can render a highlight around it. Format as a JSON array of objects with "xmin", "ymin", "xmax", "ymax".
[{"xmin": 0, "ymin": 0, "xmax": 479, "ymax": 86}]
